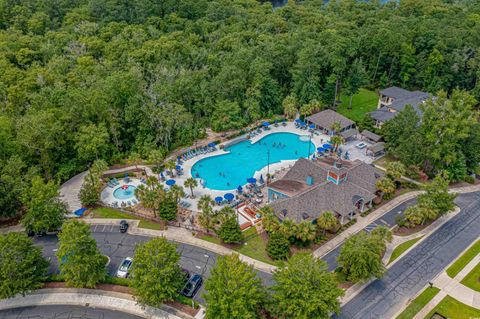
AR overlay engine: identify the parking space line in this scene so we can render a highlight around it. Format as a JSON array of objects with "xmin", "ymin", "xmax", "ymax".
[{"xmin": 102, "ymin": 225, "xmax": 106, "ymax": 232}]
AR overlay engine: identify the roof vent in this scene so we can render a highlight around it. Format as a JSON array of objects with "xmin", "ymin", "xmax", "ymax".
[{"xmin": 334, "ymin": 161, "xmax": 342, "ymax": 169}]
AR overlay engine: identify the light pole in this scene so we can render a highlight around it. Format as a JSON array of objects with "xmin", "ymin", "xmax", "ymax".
[{"xmin": 267, "ymin": 148, "xmax": 270, "ymax": 185}]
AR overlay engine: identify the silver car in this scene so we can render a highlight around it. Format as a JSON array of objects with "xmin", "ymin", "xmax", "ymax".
[{"xmin": 116, "ymin": 257, "xmax": 133, "ymax": 278}]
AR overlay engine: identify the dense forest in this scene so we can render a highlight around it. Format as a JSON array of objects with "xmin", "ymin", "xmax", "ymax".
[{"xmin": 1, "ymin": 0, "xmax": 480, "ymax": 217}]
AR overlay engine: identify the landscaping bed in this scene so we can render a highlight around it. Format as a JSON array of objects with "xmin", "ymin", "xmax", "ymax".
[{"xmin": 394, "ymin": 222, "xmax": 432, "ymax": 236}]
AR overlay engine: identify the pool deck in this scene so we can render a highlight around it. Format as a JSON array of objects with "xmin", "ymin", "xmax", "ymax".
[
  {"xmin": 173, "ymin": 122, "xmax": 332, "ymax": 212},
  {"xmin": 100, "ymin": 178, "xmax": 142, "ymax": 207}
]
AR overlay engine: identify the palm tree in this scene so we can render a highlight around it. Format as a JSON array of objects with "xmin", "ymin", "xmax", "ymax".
[
  {"xmin": 279, "ymin": 218, "xmax": 296, "ymax": 239},
  {"xmin": 330, "ymin": 121, "xmax": 342, "ymax": 134},
  {"xmin": 294, "ymin": 221, "xmax": 316, "ymax": 243},
  {"xmin": 259, "ymin": 206, "xmax": 279, "ymax": 233},
  {"xmin": 316, "ymin": 211, "xmax": 338, "ymax": 236},
  {"xmin": 376, "ymin": 177, "xmax": 396, "ymax": 199},
  {"xmin": 165, "ymin": 160, "xmax": 176, "ymax": 177},
  {"xmin": 184, "ymin": 177, "xmax": 198, "ymax": 198},
  {"xmin": 198, "ymin": 195, "xmax": 214, "ymax": 210},
  {"xmin": 386, "ymin": 161, "xmax": 406, "ymax": 182},
  {"xmin": 330, "ymin": 135, "xmax": 344, "ymax": 152},
  {"xmin": 169, "ymin": 184, "xmax": 185, "ymax": 203}
]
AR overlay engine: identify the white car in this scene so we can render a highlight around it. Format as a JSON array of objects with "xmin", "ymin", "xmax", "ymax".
[
  {"xmin": 116, "ymin": 257, "xmax": 133, "ymax": 278},
  {"xmin": 356, "ymin": 142, "xmax": 367, "ymax": 149}
]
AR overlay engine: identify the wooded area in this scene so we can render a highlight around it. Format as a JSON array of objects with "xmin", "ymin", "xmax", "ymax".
[{"xmin": 1, "ymin": 0, "xmax": 480, "ymax": 218}]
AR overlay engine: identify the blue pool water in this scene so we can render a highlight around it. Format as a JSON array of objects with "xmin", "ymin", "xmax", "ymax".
[
  {"xmin": 113, "ymin": 185, "xmax": 137, "ymax": 200},
  {"xmin": 191, "ymin": 132, "xmax": 315, "ymax": 190}
]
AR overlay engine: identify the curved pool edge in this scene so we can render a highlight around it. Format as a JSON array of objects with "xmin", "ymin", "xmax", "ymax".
[{"xmin": 189, "ymin": 131, "xmax": 317, "ymax": 191}]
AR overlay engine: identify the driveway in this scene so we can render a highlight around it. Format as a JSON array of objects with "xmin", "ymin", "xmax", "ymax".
[
  {"xmin": 34, "ymin": 225, "xmax": 274, "ymax": 304},
  {"xmin": 336, "ymin": 192, "xmax": 480, "ymax": 318}
]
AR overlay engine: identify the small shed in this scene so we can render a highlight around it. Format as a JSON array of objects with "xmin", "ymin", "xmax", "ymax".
[
  {"xmin": 367, "ymin": 142, "xmax": 385, "ymax": 158},
  {"xmin": 339, "ymin": 128, "xmax": 359, "ymax": 141},
  {"xmin": 361, "ymin": 130, "xmax": 382, "ymax": 143}
]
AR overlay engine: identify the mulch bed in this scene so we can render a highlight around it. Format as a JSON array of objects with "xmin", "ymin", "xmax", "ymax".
[
  {"xmin": 42, "ymin": 282, "xmax": 199, "ymax": 317},
  {"xmin": 0, "ymin": 214, "xmax": 22, "ymax": 228},
  {"xmin": 394, "ymin": 221, "xmax": 432, "ymax": 236}
]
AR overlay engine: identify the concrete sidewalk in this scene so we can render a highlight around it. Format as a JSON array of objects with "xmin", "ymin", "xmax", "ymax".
[
  {"xmin": 0, "ymin": 288, "xmax": 188, "ymax": 319},
  {"xmin": 85, "ymin": 218, "xmax": 277, "ymax": 274}
]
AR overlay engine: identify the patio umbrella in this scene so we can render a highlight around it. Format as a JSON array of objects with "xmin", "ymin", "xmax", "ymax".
[
  {"xmin": 309, "ymin": 123, "xmax": 315, "ymax": 129},
  {"xmin": 323, "ymin": 143, "xmax": 333, "ymax": 149},
  {"xmin": 208, "ymin": 142, "xmax": 216, "ymax": 147},
  {"xmin": 259, "ymin": 174, "xmax": 265, "ymax": 184},
  {"xmin": 166, "ymin": 179, "xmax": 176, "ymax": 186},
  {"xmin": 247, "ymin": 177, "xmax": 257, "ymax": 184},
  {"xmin": 224, "ymin": 193, "xmax": 234, "ymax": 201},
  {"xmin": 175, "ymin": 165, "xmax": 182, "ymax": 170},
  {"xmin": 295, "ymin": 119, "xmax": 302, "ymax": 123},
  {"xmin": 237, "ymin": 185, "xmax": 243, "ymax": 194},
  {"xmin": 263, "ymin": 121, "xmax": 270, "ymax": 127},
  {"xmin": 160, "ymin": 171, "xmax": 165, "ymax": 179},
  {"xmin": 317, "ymin": 147, "xmax": 325, "ymax": 152},
  {"xmin": 282, "ymin": 118, "xmax": 286, "ymax": 123},
  {"xmin": 214, "ymin": 196, "xmax": 223, "ymax": 203}
]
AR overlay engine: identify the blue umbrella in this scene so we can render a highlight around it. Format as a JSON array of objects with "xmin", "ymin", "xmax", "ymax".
[
  {"xmin": 224, "ymin": 193, "xmax": 234, "ymax": 201},
  {"xmin": 259, "ymin": 174, "xmax": 265, "ymax": 184},
  {"xmin": 214, "ymin": 196, "xmax": 223, "ymax": 203},
  {"xmin": 282, "ymin": 118, "xmax": 286, "ymax": 123},
  {"xmin": 176, "ymin": 165, "xmax": 182, "ymax": 170},
  {"xmin": 208, "ymin": 142, "xmax": 216, "ymax": 147},
  {"xmin": 166, "ymin": 179, "xmax": 176, "ymax": 186},
  {"xmin": 263, "ymin": 121, "xmax": 270, "ymax": 127},
  {"xmin": 247, "ymin": 177, "xmax": 257, "ymax": 184},
  {"xmin": 317, "ymin": 147, "xmax": 325, "ymax": 152},
  {"xmin": 237, "ymin": 185, "xmax": 243, "ymax": 193},
  {"xmin": 295, "ymin": 119, "xmax": 302, "ymax": 123},
  {"xmin": 309, "ymin": 124, "xmax": 315, "ymax": 129},
  {"xmin": 74, "ymin": 207, "xmax": 87, "ymax": 217},
  {"xmin": 323, "ymin": 143, "xmax": 332, "ymax": 149}
]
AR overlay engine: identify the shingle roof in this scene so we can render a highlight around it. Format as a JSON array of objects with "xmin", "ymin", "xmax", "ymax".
[
  {"xmin": 369, "ymin": 108, "xmax": 397, "ymax": 122},
  {"xmin": 339, "ymin": 128, "xmax": 358, "ymax": 139},
  {"xmin": 306, "ymin": 109, "xmax": 355, "ymax": 130},
  {"xmin": 379, "ymin": 86, "xmax": 413, "ymax": 99},
  {"xmin": 269, "ymin": 159, "xmax": 383, "ymax": 223},
  {"xmin": 367, "ymin": 142, "xmax": 385, "ymax": 153},
  {"xmin": 361, "ymin": 130, "xmax": 382, "ymax": 142}
]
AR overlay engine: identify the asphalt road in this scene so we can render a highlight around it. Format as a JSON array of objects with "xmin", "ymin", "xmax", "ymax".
[
  {"xmin": 34, "ymin": 225, "xmax": 274, "ymax": 304},
  {"xmin": 336, "ymin": 191, "xmax": 480, "ymax": 318},
  {"xmin": 322, "ymin": 198, "xmax": 417, "ymax": 271},
  {"xmin": 0, "ymin": 305, "xmax": 142, "ymax": 319}
]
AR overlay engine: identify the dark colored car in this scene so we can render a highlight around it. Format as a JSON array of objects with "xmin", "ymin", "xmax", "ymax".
[
  {"xmin": 181, "ymin": 274, "xmax": 203, "ymax": 298},
  {"xmin": 119, "ymin": 220, "xmax": 129, "ymax": 233},
  {"xmin": 181, "ymin": 268, "xmax": 191, "ymax": 284}
]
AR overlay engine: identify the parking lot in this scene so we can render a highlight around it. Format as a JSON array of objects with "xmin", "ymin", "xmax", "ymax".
[{"xmin": 34, "ymin": 224, "xmax": 273, "ymax": 304}]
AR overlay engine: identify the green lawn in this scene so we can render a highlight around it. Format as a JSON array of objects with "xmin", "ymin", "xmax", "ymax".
[
  {"xmin": 395, "ymin": 287, "xmax": 440, "ymax": 319},
  {"xmin": 337, "ymin": 88, "xmax": 378, "ymax": 122},
  {"xmin": 460, "ymin": 262, "xmax": 480, "ymax": 292},
  {"xmin": 447, "ymin": 240, "xmax": 480, "ymax": 278},
  {"xmin": 200, "ymin": 227, "xmax": 279, "ymax": 266},
  {"xmin": 425, "ymin": 295, "xmax": 480, "ymax": 319},
  {"xmin": 90, "ymin": 207, "xmax": 164, "ymax": 231},
  {"xmin": 388, "ymin": 237, "xmax": 423, "ymax": 265}
]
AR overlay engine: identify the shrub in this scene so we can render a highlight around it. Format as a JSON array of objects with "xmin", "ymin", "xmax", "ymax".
[{"xmin": 267, "ymin": 232, "xmax": 290, "ymax": 260}]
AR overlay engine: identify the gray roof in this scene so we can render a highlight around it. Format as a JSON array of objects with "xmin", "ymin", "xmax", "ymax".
[
  {"xmin": 339, "ymin": 128, "xmax": 358, "ymax": 139},
  {"xmin": 306, "ymin": 109, "xmax": 355, "ymax": 130},
  {"xmin": 367, "ymin": 142, "xmax": 385, "ymax": 153},
  {"xmin": 369, "ymin": 107, "xmax": 397, "ymax": 122},
  {"xmin": 389, "ymin": 91, "xmax": 430, "ymax": 112},
  {"xmin": 379, "ymin": 86, "xmax": 414, "ymax": 99},
  {"xmin": 361, "ymin": 130, "xmax": 382, "ymax": 142},
  {"xmin": 269, "ymin": 159, "xmax": 383, "ymax": 223}
]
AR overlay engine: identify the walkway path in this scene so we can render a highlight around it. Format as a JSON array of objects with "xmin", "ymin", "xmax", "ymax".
[
  {"xmin": 411, "ymin": 241, "xmax": 480, "ymax": 318},
  {"xmin": 0, "ymin": 288, "xmax": 186, "ymax": 319}
]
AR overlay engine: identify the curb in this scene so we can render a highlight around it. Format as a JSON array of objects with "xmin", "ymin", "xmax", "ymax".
[{"xmin": 0, "ymin": 289, "xmax": 191, "ymax": 319}]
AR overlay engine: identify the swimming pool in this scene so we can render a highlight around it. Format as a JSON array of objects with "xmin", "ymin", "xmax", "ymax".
[
  {"xmin": 113, "ymin": 185, "xmax": 137, "ymax": 200},
  {"xmin": 191, "ymin": 132, "xmax": 315, "ymax": 190}
]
